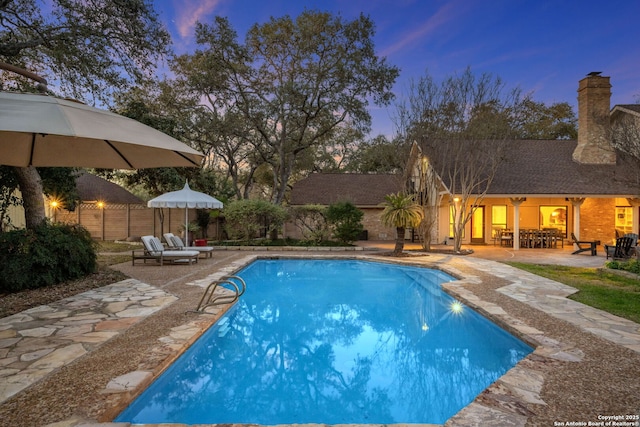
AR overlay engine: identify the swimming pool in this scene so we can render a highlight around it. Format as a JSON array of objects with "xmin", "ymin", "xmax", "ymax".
[{"xmin": 116, "ymin": 259, "xmax": 533, "ymax": 425}]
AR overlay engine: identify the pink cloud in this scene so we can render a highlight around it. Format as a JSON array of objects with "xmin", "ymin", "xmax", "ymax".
[
  {"xmin": 174, "ymin": 0, "xmax": 223, "ymax": 38},
  {"xmin": 379, "ymin": 1, "xmax": 462, "ymax": 58}
]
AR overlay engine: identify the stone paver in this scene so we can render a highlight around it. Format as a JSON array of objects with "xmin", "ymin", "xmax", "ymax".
[{"xmin": 0, "ymin": 278, "xmax": 177, "ymax": 404}]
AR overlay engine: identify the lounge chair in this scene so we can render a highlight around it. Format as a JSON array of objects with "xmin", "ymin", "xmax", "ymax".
[
  {"xmin": 604, "ymin": 235, "xmax": 636, "ymax": 260},
  {"xmin": 163, "ymin": 233, "xmax": 214, "ymax": 258},
  {"xmin": 132, "ymin": 235, "xmax": 200, "ymax": 266},
  {"xmin": 570, "ymin": 232, "xmax": 600, "ymax": 256}
]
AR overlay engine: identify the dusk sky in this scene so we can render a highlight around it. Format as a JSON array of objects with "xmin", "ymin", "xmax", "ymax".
[{"xmin": 154, "ymin": 0, "xmax": 640, "ymax": 137}]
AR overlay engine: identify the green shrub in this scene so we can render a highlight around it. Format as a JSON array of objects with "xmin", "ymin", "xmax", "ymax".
[
  {"xmin": 288, "ymin": 204, "xmax": 330, "ymax": 244},
  {"xmin": 0, "ymin": 222, "xmax": 97, "ymax": 293},
  {"xmin": 606, "ymin": 259, "xmax": 640, "ymax": 274},
  {"xmin": 223, "ymin": 199, "xmax": 288, "ymax": 242},
  {"xmin": 326, "ymin": 201, "xmax": 364, "ymax": 244}
]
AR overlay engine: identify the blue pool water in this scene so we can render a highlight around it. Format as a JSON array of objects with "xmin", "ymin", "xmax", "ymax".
[{"xmin": 116, "ymin": 259, "xmax": 532, "ymax": 425}]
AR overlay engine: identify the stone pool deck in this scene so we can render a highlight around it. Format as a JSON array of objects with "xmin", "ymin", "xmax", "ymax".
[{"xmin": 0, "ymin": 245, "xmax": 639, "ymax": 426}]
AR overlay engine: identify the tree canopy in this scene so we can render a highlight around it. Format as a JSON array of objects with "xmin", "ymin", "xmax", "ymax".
[
  {"xmin": 0, "ymin": 0, "xmax": 172, "ymax": 228},
  {"xmin": 172, "ymin": 11, "xmax": 399, "ymax": 203},
  {"xmin": 396, "ymin": 68, "xmax": 526, "ymax": 252},
  {"xmin": 0, "ymin": 0, "xmax": 170, "ymax": 102}
]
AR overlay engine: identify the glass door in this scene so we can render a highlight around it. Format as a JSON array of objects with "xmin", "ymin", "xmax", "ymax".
[{"xmin": 471, "ymin": 206, "xmax": 485, "ymax": 244}]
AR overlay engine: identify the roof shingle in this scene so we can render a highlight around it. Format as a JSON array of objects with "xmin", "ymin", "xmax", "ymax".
[
  {"xmin": 290, "ymin": 173, "xmax": 403, "ymax": 206},
  {"xmin": 75, "ymin": 172, "xmax": 143, "ymax": 204}
]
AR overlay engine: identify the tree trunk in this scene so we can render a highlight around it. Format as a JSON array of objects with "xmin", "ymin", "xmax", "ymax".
[
  {"xmin": 13, "ymin": 166, "xmax": 46, "ymax": 229},
  {"xmin": 393, "ymin": 226, "xmax": 405, "ymax": 255}
]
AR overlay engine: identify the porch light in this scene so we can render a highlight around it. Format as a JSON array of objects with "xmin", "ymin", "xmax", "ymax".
[
  {"xmin": 49, "ymin": 200, "xmax": 59, "ymax": 208},
  {"xmin": 96, "ymin": 201, "xmax": 105, "ymax": 208}
]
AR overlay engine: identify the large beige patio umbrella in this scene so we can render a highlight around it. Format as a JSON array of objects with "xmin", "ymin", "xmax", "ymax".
[
  {"xmin": 0, "ymin": 91, "xmax": 203, "ymax": 169},
  {"xmin": 147, "ymin": 182, "xmax": 223, "ymax": 246}
]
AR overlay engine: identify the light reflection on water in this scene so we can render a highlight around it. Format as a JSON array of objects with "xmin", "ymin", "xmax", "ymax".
[{"xmin": 116, "ymin": 259, "xmax": 532, "ymax": 425}]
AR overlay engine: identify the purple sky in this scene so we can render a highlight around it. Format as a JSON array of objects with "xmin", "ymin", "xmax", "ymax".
[{"xmin": 154, "ymin": 0, "xmax": 640, "ymax": 137}]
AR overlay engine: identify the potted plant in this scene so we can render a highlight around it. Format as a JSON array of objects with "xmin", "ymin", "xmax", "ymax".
[{"xmin": 179, "ymin": 222, "xmax": 200, "ymax": 245}]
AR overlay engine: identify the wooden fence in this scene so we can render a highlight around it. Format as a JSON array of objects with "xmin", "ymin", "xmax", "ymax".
[{"xmin": 53, "ymin": 203, "xmax": 223, "ymax": 241}]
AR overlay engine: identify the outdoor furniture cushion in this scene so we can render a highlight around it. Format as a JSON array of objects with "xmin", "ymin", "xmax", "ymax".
[
  {"xmin": 163, "ymin": 233, "xmax": 214, "ymax": 258},
  {"xmin": 135, "ymin": 236, "xmax": 200, "ymax": 265}
]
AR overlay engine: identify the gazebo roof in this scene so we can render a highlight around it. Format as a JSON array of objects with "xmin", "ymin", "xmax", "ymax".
[{"xmin": 75, "ymin": 172, "xmax": 143, "ymax": 204}]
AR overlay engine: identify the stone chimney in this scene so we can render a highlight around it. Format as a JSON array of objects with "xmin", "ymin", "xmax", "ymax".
[{"xmin": 572, "ymin": 73, "xmax": 616, "ymax": 164}]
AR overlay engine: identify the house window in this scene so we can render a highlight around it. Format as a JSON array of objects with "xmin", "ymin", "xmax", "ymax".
[
  {"xmin": 615, "ymin": 206, "xmax": 633, "ymax": 235},
  {"xmin": 491, "ymin": 205, "xmax": 507, "ymax": 238},
  {"xmin": 539, "ymin": 206, "xmax": 567, "ymax": 236}
]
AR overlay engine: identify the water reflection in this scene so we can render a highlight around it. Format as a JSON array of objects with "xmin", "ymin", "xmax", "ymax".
[{"xmin": 117, "ymin": 260, "xmax": 532, "ymax": 425}]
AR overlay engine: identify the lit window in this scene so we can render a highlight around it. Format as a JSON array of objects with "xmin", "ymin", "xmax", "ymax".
[
  {"xmin": 539, "ymin": 206, "xmax": 567, "ymax": 236},
  {"xmin": 491, "ymin": 205, "xmax": 507, "ymax": 238}
]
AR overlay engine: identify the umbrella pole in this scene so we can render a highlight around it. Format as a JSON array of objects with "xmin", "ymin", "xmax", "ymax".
[{"xmin": 185, "ymin": 208, "xmax": 189, "ymax": 246}]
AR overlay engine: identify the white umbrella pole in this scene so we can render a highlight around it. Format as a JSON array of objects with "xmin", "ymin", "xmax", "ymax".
[{"xmin": 185, "ymin": 208, "xmax": 189, "ymax": 246}]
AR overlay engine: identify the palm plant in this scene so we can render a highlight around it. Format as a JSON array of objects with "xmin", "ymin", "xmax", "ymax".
[{"xmin": 380, "ymin": 192, "xmax": 424, "ymax": 255}]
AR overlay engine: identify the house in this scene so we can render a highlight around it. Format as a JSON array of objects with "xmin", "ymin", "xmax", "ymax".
[
  {"xmin": 406, "ymin": 73, "xmax": 640, "ymax": 249},
  {"xmin": 288, "ymin": 74, "xmax": 640, "ymax": 248}
]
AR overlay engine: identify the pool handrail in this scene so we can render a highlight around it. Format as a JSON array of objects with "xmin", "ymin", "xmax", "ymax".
[{"xmin": 194, "ymin": 275, "xmax": 246, "ymax": 312}]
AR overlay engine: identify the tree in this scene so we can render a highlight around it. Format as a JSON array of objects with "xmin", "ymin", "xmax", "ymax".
[
  {"xmin": 611, "ymin": 103, "xmax": 640, "ymax": 170},
  {"xmin": 326, "ymin": 201, "xmax": 364, "ymax": 244},
  {"xmin": 395, "ymin": 68, "xmax": 525, "ymax": 253},
  {"xmin": 380, "ymin": 192, "xmax": 423, "ymax": 256},
  {"xmin": 288, "ymin": 204, "xmax": 330, "ymax": 243},
  {"xmin": 346, "ymin": 134, "xmax": 409, "ymax": 173},
  {"xmin": 511, "ymin": 99, "xmax": 577, "ymax": 140},
  {"xmin": 172, "ymin": 11, "xmax": 399, "ymax": 204},
  {"xmin": 223, "ymin": 199, "xmax": 287, "ymax": 242},
  {"xmin": 0, "ymin": 0, "xmax": 171, "ymax": 229}
]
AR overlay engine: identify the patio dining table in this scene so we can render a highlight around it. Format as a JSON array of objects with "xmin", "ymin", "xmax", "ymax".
[{"xmin": 519, "ymin": 229, "xmax": 561, "ymax": 249}]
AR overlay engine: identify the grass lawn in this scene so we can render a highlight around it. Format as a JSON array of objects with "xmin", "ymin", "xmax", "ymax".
[
  {"xmin": 96, "ymin": 240, "xmax": 141, "ymax": 266},
  {"xmin": 507, "ymin": 262, "xmax": 640, "ymax": 324}
]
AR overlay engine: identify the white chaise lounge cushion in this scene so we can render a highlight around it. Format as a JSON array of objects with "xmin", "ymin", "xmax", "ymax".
[
  {"xmin": 164, "ymin": 232, "xmax": 214, "ymax": 255},
  {"xmin": 141, "ymin": 235, "xmax": 200, "ymax": 258}
]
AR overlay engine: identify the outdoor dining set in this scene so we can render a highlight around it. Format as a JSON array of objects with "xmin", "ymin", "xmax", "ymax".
[
  {"xmin": 497, "ymin": 228, "xmax": 564, "ymax": 249},
  {"xmin": 497, "ymin": 228, "xmax": 639, "ymax": 260}
]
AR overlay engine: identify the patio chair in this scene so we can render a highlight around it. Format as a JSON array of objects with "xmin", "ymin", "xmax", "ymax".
[
  {"xmin": 498, "ymin": 229, "xmax": 513, "ymax": 247},
  {"xmin": 132, "ymin": 235, "xmax": 200, "ymax": 266},
  {"xmin": 604, "ymin": 236, "xmax": 635, "ymax": 260},
  {"xmin": 570, "ymin": 232, "xmax": 600, "ymax": 256},
  {"xmin": 164, "ymin": 233, "xmax": 214, "ymax": 258}
]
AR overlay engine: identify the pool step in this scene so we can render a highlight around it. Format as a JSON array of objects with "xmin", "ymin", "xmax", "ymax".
[{"xmin": 218, "ymin": 323, "xmax": 231, "ymax": 337}]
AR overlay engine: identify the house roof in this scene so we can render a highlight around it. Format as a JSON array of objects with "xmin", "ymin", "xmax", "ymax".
[
  {"xmin": 613, "ymin": 104, "xmax": 640, "ymax": 116},
  {"xmin": 75, "ymin": 172, "xmax": 143, "ymax": 204},
  {"xmin": 466, "ymin": 140, "xmax": 640, "ymax": 197},
  {"xmin": 290, "ymin": 173, "xmax": 403, "ymax": 206}
]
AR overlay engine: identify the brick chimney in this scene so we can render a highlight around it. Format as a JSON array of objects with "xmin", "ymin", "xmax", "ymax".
[{"xmin": 572, "ymin": 73, "xmax": 616, "ymax": 164}]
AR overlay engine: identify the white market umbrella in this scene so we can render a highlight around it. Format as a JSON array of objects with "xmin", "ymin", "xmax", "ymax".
[
  {"xmin": 0, "ymin": 91, "xmax": 204, "ymax": 169},
  {"xmin": 147, "ymin": 182, "xmax": 223, "ymax": 245}
]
